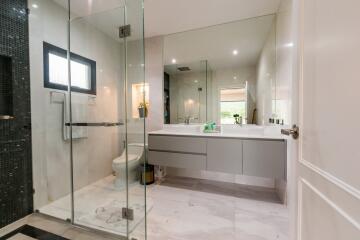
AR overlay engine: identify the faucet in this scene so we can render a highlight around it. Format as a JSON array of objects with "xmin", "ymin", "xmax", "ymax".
[{"xmin": 184, "ymin": 116, "xmax": 191, "ymax": 125}]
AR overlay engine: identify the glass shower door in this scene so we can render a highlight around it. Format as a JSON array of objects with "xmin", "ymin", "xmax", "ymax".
[
  {"xmin": 68, "ymin": 0, "xmax": 146, "ymax": 239},
  {"xmin": 123, "ymin": 2, "xmax": 147, "ymax": 239}
]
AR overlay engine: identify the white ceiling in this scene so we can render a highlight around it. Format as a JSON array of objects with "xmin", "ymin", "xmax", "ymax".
[
  {"xmin": 164, "ymin": 14, "xmax": 275, "ymax": 71},
  {"xmin": 52, "ymin": 0, "xmax": 142, "ymax": 42},
  {"xmin": 144, "ymin": 0, "xmax": 281, "ymax": 37},
  {"xmin": 52, "ymin": 0, "xmax": 125, "ymax": 17},
  {"xmin": 52, "ymin": 0, "xmax": 281, "ymax": 40}
]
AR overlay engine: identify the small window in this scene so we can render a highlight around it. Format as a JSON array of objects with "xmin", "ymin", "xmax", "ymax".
[
  {"xmin": 220, "ymin": 88, "xmax": 247, "ymax": 124},
  {"xmin": 43, "ymin": 42, "xmax": 96, "ymax": 95}
]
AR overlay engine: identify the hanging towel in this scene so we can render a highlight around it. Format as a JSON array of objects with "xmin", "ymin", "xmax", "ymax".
[{"xmin": 63, "ymin": 94, "xmax": 88, "ymax": 140}]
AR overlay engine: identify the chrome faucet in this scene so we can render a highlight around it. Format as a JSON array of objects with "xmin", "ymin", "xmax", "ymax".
[{"xmin": 184, "ymin": 116, "xmax": 191, "ymax": 125}]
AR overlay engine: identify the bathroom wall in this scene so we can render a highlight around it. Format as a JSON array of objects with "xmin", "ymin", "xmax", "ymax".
[
  {"xmin": 145, "ymin": 36, "xmax": 164, "ymax": 133},
  {"xmin": 274, "ymin": 0, "xmax": 295, "ymax": 204},
  {"xmin": 256, "ymin": 21, "xmax": 276, "ymax": 125},
  {"xmin": 275, "ymin": 0, "xmax": 293, "ymax": 126},
  {"xmin": 0, "ymin": 0, "xmax": 33, "ymax": 228},
  {"xmin": 29, "ymin": 0, "xmax": 123, "ymax": 209}
]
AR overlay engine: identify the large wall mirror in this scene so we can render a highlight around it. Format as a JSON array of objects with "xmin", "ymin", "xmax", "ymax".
[{"xmin": 163, "ymin": 14, "xmax": 289, "ymax": 126}]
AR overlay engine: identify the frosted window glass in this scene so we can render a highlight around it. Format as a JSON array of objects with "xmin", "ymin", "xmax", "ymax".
[
  {"xmin": 49, "ymin": 53, "xmax": 68, "ymax": 86},
  {"xmin": 48, "ymin": 53, "xmax": 91, "ymax": 90},
  {"xmin": 70, "ymin": 60, "xmax": 91, "ymax": 90}
]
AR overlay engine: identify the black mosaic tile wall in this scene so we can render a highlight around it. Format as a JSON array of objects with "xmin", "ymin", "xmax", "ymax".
[{"xmin": 0, "ymin": 0, "xmax": 33, "ymax": 228}]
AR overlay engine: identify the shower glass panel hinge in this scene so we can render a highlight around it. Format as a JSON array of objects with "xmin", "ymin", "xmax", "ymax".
[
  {"xmin": 122, "ymin": 207, "xmax": 134, "ymax": 221},
  {"xmin": 119, "ymin": 25, "xmax": 131, "ymax": 38}
]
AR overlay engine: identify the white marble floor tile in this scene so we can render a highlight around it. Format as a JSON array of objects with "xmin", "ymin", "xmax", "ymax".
[
  {"xmin": 145, "ymin": 177, "xmax": 289, "ymax": 240},
  {"xmin": 8, "ymin": 234, "xmax": 37, "ymax": 240},
  {"xmin": 39, "ymin": 175, "xmax": 148, "ymax": 237},
  {"xmin": 36, "ymin": 175, "xmax": 289, "ymax": 240}
]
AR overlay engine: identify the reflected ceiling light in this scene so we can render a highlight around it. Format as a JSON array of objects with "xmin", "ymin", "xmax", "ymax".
[
  {"xmin": 194, "ymin": 80, "xmax": 198, "ymax": 83},
  {"xmin": 232, "ymin": 50, "xmax": 238, "ymax": 55},
  {"xmin": 233, "ymin": 76, "xmax": 237, "ymax": 80},
  {"xmin": 171, "ymin": 58, "xmax": 177, "ymax": 64},
  {"xmin": 32, "ymin": 4, "xmax": 38, "ymax": 8},
  {"xmin": 285, "ymin": 42, "xmax": 294, "ymax": 48}
]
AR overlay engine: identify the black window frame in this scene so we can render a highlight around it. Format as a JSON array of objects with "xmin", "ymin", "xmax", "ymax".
[{"xmin": 43, "ymin": 42, "xmax": 96, "ymax": 95}]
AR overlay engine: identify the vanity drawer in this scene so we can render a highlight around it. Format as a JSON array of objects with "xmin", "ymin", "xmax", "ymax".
[
  {"xmin": 148, "ymin": 151, "xmax": 206, "ymax": 170},
  {"xmin": 148, "ymin": 135, "xmax": 207, "ymax": 154}
]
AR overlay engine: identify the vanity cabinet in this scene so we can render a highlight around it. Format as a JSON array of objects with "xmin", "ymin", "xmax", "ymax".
[
  {"xmin": 243, "ymin": 140, "xmax": 286, "ymax": 179},
  {"xmin": 148, "ymin": 135, "xmax": 207, "ymax": 170},
  {"xmin": 207, "ymin": 138, "xmax": 242, "ymax": 174},
  {"xmin": 148, "ymin": 135, "xmax": 206, "ymax": 153},
  {"xmin": 148, "ymin": 134, "xmax": 286, "ymax": 180}
]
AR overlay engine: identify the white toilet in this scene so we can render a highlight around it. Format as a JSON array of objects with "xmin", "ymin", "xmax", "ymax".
[{"xmin": 112, "ymin": 143, "xmax": 145, "ymax": 188}]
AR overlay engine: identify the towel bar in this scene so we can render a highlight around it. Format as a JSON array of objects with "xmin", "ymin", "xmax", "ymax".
[{"xmin": 65, "ymin": 122, "xmax": 124, "ymax": 127}]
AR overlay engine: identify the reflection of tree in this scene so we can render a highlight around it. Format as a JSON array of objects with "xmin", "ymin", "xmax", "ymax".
[{"xmin": 220, "ymin": 101, "xmax": 246, "ymax": 123}]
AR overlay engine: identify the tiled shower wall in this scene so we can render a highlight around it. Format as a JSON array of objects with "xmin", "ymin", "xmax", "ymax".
[{"xmin": 0, "ymin": 0, "xmax": 33, "ymax": 228}]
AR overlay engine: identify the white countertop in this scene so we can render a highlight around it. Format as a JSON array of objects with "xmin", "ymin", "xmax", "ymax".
[{"xmin": 148, "ymin": 124, "xmax": 289, "ymax": 141}]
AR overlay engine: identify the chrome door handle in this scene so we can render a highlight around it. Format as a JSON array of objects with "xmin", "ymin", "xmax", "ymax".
[{"xmin": 281, "ymin": 124, "xmax": 299, "ymax": 139}]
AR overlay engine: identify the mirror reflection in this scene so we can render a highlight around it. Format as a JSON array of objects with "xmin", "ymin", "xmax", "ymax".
[{"xmin": 164, "ymin": 14, "xmax": 286, "ymax": 126}]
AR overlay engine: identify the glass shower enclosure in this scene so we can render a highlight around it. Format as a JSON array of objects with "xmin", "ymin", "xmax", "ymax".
[{"xmin": 29, "ymin": 0, "xmax": 147, "ymax": 239}]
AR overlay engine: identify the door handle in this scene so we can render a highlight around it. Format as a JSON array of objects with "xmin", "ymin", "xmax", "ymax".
[{"xmin": 281, "ymin": 124, "xmax": 299, "ymax": 139}]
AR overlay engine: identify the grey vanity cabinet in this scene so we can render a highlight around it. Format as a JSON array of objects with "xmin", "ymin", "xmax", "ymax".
[
  {"xmin": 242, "ymin": 140, "xmax": 286, "ymax": 179},
  {"xmin": 148, "ymin": 135, "xmax": 207, "ymax": 170},
  {"xmin": 148, "ymin": 134, "xmax": 287, "ymax": 180},
  {"xmin": 207, "ymin": 138, "xmax": 243, "ymax": 174}
]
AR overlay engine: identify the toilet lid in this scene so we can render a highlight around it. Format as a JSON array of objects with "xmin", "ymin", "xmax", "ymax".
[{"xmin": 113, "ymin": 154, "xmax": 138, "ymax": 164}]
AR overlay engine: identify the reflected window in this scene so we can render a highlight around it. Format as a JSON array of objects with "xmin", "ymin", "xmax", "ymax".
[
  {"xmin": 43, "ymin": 42, "xmax": 96, "ymax": 94},
  {"xmin": 220, "ymin": 88, "xmax": 247, "ymax": 124}
]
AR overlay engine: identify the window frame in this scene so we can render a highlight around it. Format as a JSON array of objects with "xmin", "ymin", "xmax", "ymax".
[{"xmin": 43, "ymin": 42, "xmax": 96, "ymax": 95}]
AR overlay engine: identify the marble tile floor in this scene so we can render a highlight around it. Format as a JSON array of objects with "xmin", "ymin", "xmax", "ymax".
[
  {"xmin": 14, "ymin": 175, "xmax": 288, "ymax": 240},
  {"xmin": 136, "ymin": 176, "xmax": 289, "ymax": 240},
  {"xmin": 38, "ymin": 175, "xmax": 150, "ymax": 238},
  {"xmin": 0, "ymin": 214, "xmax": 124, "ymax": 240}
]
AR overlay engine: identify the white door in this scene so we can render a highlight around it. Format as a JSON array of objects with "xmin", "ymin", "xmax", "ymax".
[{"xmin": 296, "ymin": 0, "xmax": 360, "ymax": 239}]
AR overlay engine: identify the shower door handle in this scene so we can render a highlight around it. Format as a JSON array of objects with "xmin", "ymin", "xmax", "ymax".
[{"xmin": 65, "ymin": 122, "xmax": 124, "ymax": 127}]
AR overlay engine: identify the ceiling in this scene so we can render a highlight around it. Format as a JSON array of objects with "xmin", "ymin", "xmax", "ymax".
[
  {"xmin": 52, "ymin": 0, "xmax": 281, "ymax": 40},
  {"xmin": 144, "ymin": 0, "xmax": 281, "ymax": 37},
  {"xmin": 52, "ymin": 0, "xmax": 142, "ymax": 42},
  {"xmin": 164, "ymin": 14, "xmax": 275, "ymax": 71}
]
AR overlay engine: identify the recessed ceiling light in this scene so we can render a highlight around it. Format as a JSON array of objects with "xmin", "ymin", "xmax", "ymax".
[
  {"xmin": 32, "ymin": 4, "xmax": 39, "ymax": 8},
  {"xmin": 232, "ymin": 50, "xmax": 238, "ymax": 55},
  {"xmin": 171, "ymin": 58, "xmax": 177, "ymax": 64},
  {"xmin": 233, "ymin": 76, "xmax": 237, "ymax": 80}
]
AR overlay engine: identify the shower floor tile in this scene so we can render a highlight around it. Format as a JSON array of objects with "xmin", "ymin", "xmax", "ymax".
[{"xmin": 39, "ymin": 176, "xmax": 150, "ymax": 237}]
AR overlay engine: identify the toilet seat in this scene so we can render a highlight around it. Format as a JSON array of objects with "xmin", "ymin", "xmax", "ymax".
[{"xmin": 113, "ymin": 154, "xmax": 139, "ymax": 165}]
